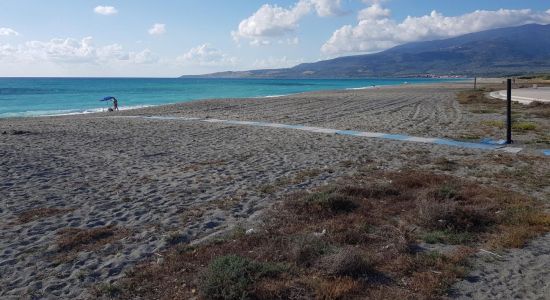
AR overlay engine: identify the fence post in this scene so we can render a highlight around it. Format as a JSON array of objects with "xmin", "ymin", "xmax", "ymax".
[
  {"xmin": 506, "ymin": 79, "xmax": 512, "ymax": 144},
  {"xmin": 474, "ymin": 77, "xmax": 477, "ymax": 90}
]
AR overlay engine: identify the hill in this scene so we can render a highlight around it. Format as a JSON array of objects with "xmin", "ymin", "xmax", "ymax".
[{"xmin": 182, "ymin": 24, "xmax": 550, "ymax": 78}]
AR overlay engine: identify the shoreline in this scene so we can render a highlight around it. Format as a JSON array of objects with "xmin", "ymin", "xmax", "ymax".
[{"xmin": 0, "ymin": 78, "xmax": 469, "ymax": 120}]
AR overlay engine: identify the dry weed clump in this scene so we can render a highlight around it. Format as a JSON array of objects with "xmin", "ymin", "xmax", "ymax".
[
  {"xmin": 317, "ymin": 247, "xmax": 373, "ymax": 277},
  {"xmin": 289, "ymin": 234, "xmax": 330, "ymax": 267},
  {"xmin": 57, "ymin": 225, "xmax": 126, "ymax": 253},
  {"xmin": 110, "ymin": 170, "xmax": 549, "ymax": 300}
]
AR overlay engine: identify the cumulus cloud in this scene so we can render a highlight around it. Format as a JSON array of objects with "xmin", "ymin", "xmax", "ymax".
[
  {"xmin": 0, "ymin": 44, "xmax": 17, "ymax": 59},
  {"xmin": 94, "ymin": 6, "xmax": 118, "ymax": 16},
  {"xmin": 357, "ymin": 3, "xmax": 389, "ymax": 20},
  {"xmin": 311, "ymin": 0, "xmax": 343, "ymax": 17},
  {"xmin": 177, "ymin": 44, "xmax": 237, "ymax": 66},
  {"xmin": 0, "ymin": 37, "xmax": 157, "ymax": 65},
  {"xmin": 148, "ymin": 23, "xmax": 166, "ymax": 35},
  {"xmin": 130, "ymin": 49, "xmax": 159, "ymax": 64},
  {"xmin": 322, "ymin": 5, "xmax": 550, "ymax": 55},
  {"xmin": 0, "ymin": 27, "xmax": 19, "ymax": 36},
  {"xmin": 232, "ymin": 0, "xmax": 342, "ymax": 45}
]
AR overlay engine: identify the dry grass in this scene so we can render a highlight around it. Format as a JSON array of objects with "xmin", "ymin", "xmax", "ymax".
[
  {"xmin": 434, "ymin": 157, "xmax": 458, "ymax": 171},
  {"xmin": 17, "ymin": 207, "xmax": 72, "ymax": 224},
  {"xmin": 480, "ymin": 120, "xmax": 537, "ymax": 131},
  {"xmin": 457, "ymin": 89, "xmax": 503, "ymax": 107},
  {"xmin": 512, "ymin": 122, "xmax": 537, "ymax": 131},
  {"xmin": 526, "ymin": 101, "xmax": 550, "ymax": 118},
  {"xmin": 458, "ymin": 88, "xmax": 550, "ymax": 120},
  {"xmin": 57, "ymin": 225, "xmax": 128, "ymax": 253},
  {"xmin": 481, "ymin": 120, "xmax": 505, "ymax": 129},
  {"xmin": 109, "ymin": 170, "xmax": 549, "ymax": 299},
  {"xmin": 457, "ymin": 88, "xmax": 550, "ymax": 144}
]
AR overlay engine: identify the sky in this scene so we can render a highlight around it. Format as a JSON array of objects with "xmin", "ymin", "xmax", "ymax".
[{"xmin": 0, "ymin": 0, "xmax": 549, "ymax": 77}]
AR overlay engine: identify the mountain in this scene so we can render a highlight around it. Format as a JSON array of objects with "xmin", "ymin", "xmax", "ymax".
[{"xmin": 181, "ymin": 24, "xmax": 550, "ymax": 78}]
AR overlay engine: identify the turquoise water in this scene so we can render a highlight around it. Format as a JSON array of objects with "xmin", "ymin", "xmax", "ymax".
[{"xmin": 0, "ymin": 77, "xmax": 456, "ymax": 118}]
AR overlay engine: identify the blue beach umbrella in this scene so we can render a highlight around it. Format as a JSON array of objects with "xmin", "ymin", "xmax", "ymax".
[{"xmin": 100, "ymin": 96, "xmax": 116, "ymax": 102}]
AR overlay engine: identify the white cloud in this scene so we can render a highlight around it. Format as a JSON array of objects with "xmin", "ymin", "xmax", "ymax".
[
  {"xmin": 0, "ymin": 37, "xmax": 158, "ymax": 65},
  {"xmin": 130, "ymin": 49, "xmax": 159, "ymax": 64},
  {"xmin": 0, "ymin": 27, "xmax": 19, "ymax": 36},
  {"xmin": 311, "ymin": 0, "xmax": 343, "ymax": 17},
  {"xmin": 357, "ymin": 3, "xmax": 389, "ymax": 20},
  {"xmin": 148, "ymin": 23, "xmax": 166, "ymax": 35},
  {"xmin": 177, "ymin": 44, "xmax": 237, "ymax": 66},
  {"xmin": 322, "ymin": 6, "xmax": 550, "ymax": 55},
  {"xmin": 232, "ymin": 0, "xmax": 342, "ymax": 45},
  {"xmin": 0, "ymin": 44, "xmax": 17, "ymax": 59},
  {"xmin": 94, "ymin": 6, "xmax": 118, "ymax": 16}
]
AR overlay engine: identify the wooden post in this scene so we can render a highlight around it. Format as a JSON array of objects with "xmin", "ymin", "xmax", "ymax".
[
  {"xmin": 506, "ymin": 79, "xmax": 512, "ymax": 144},
  {"xmin": 474, "ymin": 77, "xmax": 477, "ymax": 90}
]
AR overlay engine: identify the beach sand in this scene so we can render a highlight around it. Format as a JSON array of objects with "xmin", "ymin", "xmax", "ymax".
[{"xmin": 1, "ymin": 83, "xmax": 548, "ymax": 299}]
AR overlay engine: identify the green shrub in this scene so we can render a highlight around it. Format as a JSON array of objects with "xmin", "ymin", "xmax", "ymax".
[
  {"xmin": 512, "ymin": 122, "xmax": 536, "ymax": 131},
  {"xmin": 290, "ymin": 235, "xmax": 330, "ymax": 266},
  {"xmin": 437, "ymin": 185, "xmax": 459, "ymax": 200},
  {"xmin": 200, "ymin": 255, "xmax": 284, "ymax": 300},
  {"xmin": 481, "ymin": 120, "xmax": 504, "ymax": 129},
  {"xmin": 422, "ymin": 230, "xmax": 475, "ymax": 244},
  {"xmin": 303, "ymin": 191, "xmax": 358, "ymax": 213}
]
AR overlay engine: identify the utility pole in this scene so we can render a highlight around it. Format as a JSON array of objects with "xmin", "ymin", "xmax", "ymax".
[{"xmin": 506, "ymin": 79, "xmax": 513, "ymax": 144}]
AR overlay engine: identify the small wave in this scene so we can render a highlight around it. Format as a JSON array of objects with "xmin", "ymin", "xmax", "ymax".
[
  {"xmin": 264, "ymin": 94, "xmax": 289, "ymax": 98},
  {"xmin": 346, "ymin": 86, "xmax": 376, "ymax": 90},
  {"xmin": 255, "ymin": 94, "xmax": 290, "ymax": 98}
]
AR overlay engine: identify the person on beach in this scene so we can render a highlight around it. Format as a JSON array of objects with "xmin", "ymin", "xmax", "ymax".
[{"xmin": 113, "ymin": 97, "xmax": 119, "ymax": 111}]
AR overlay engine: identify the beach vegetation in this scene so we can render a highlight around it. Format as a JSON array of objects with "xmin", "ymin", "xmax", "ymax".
[
  {"xmin": 56, "ymin": 226, "xmax": 127, "ymax": 253},
  {"xmin": 457, "ymin": 90, "xmax": 500, "ymax": 106},
  {"xmin": 526, "ymin": 101, "xmax": 550, "ymax": 118},
  {"xmin": 299, "ymin": 189, "xmax": 358, "ymax": 214},
  {"xmin": 112, "ymin": 170, "xmax": 549, "ymax": 299},
  {"xmin": 317, "ymin": 246, "xmax": 373, "ymax": 277},
  {"xmin": 229, "ymin": 225, "xmax": 247, "ymax": 239},
  {"xmin": 512, "ymin": 121, "xmax": 536, "ymax": 131},
  {"xmin": 458, "ymin": 134, "xmax": 481, "ymax": 141},
  {"xmin": 437, "ymin": 184, "xmax": 459, "ymax": 199},
  {"xmin": 95, "ymin": 283, "xmax": 122, "ymax": 298},
  {"xmin": 289, "ymin": 234, "xmax": 330, "ymax": 266},
  {"xmin": 481, "ymin": 120, "xmax": 505, "ymax": 128},
  {"xmin": 422, "ymin": 230, "xmax": 475, "ymax": 245},
  {"xmin": 259, "ymin": 184, "xmax": 277, "ymax": 194},
  {"xmin": 480, "ymin": 119, "xmax": 537, "ymax": 131},
  {"xmin": 165, "ymin": 231, "xmax": 187, "ymax": 245},
  {"xmin": 199, "ymin": 255, "xmax": 285, "ymax": 300},
  {"xmin": 470, "ymin": 108, "xmax": 499, "ymax": 114},
  {"xmin": 434, "ymin": 157, "xmax": 458, "ymax": 171}
]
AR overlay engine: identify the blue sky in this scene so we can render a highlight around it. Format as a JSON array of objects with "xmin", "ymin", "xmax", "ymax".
[{"xmin": 0, "ymin": 0, "xmax": 549, "ymax": 77}]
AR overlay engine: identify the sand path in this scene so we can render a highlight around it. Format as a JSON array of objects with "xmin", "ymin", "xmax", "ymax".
[{"xmin": 451, "ymin": 233, "xmax": 550, "ymax": 299}]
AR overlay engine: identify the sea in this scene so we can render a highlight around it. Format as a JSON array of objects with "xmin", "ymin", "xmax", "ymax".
[{"xmin": 0, "ymin": 77, "xmax": 458, "ymax": 118}]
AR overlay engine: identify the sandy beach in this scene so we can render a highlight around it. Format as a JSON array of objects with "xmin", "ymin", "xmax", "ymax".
[{"xmin": 1, "ymin": 82, "xmax": 549, "ymax": 299}]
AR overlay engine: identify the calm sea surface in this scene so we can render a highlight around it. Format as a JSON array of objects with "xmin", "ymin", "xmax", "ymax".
[{"xmin": 0, "ymin": 77, "xmax": 458, "ymax": 118}]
